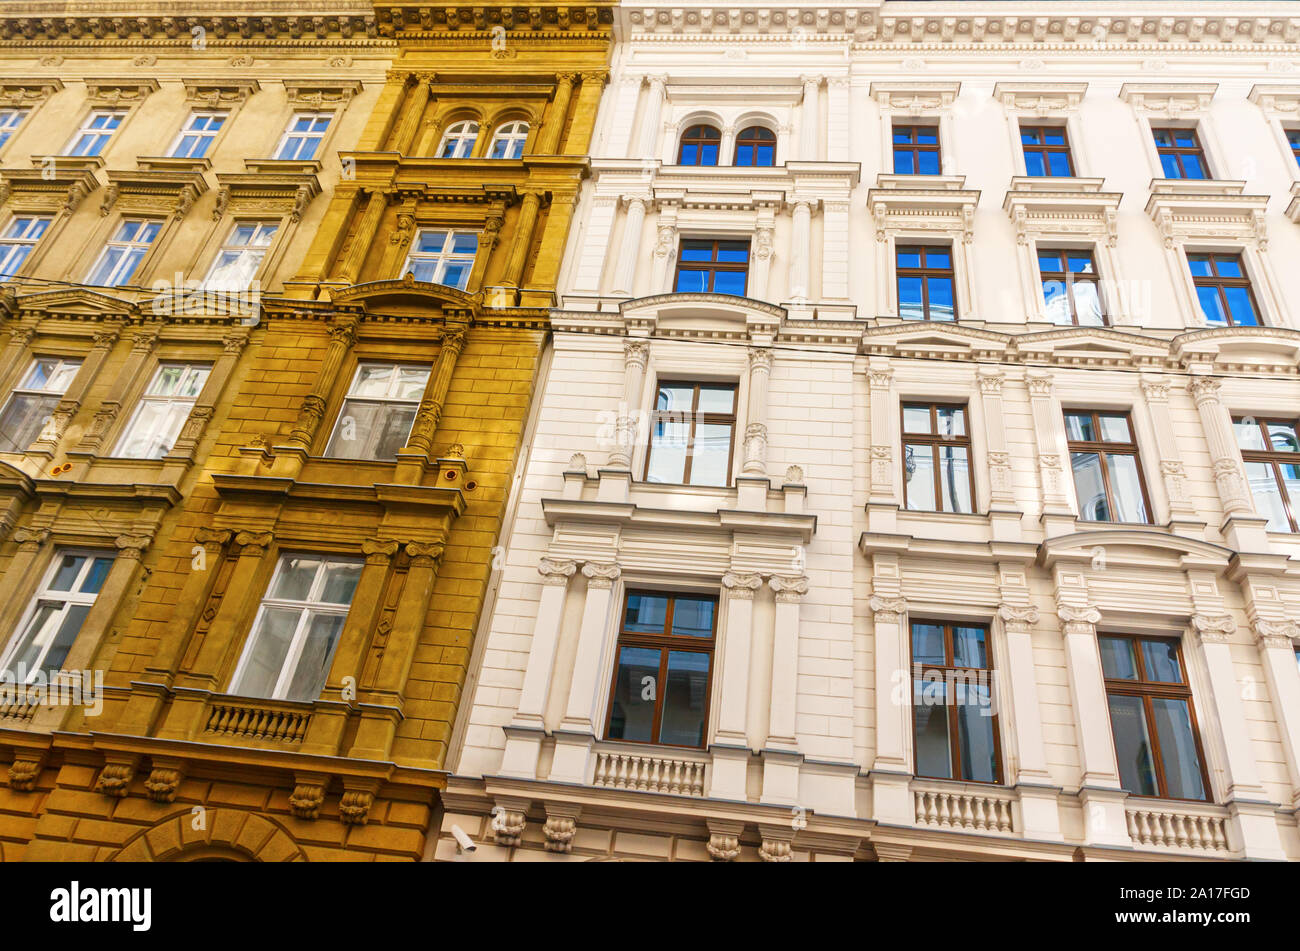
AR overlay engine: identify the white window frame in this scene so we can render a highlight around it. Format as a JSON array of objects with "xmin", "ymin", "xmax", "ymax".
[
  {"xmin": 65, "ymin": 109, "xmax": 126, "ymax": 157},
  {"xmin": 0, "ymin": 214, "xmax": 52, "ymax": 279},
  {"xmin": 228, "ymin": 553, "xmax": 363, "ymax": 702},
  {"xmin": 0, "ymin": 356, "xmax": 82, "ymax": 453},
  {"xmin": 110, "ymin": 362, "xmax": 211, "ymax": 459},
  {"xmin": 0, "ymin": 107, "xmax": 28, "ymax": 151},
  {"xmin": 403, "ymin": 229, "xmax": 478, "ymax": 290},
  {"xmin": 1, "ymin": 549, "xmax": 116, "ymax": 683},
  {"xmin": 437, "ymin": 120, "xmax": 479, "ymax": 159},
  {"xmin": 168, "ymin": 109, "xmax": 228, "ymax": 160},
  {"xmin": 202, "ymin": 221, "xmax": 279, "ymax": 291},
  {"xmin": 488, "ymin": 121, "xmax": 529, "ymax": 159},
  {"xmin": 325, "ymin": 362, "xmax": 431, "ymax": 460},
  {"xmin": 86, "ymin": 218, "xmax": 162, "ymax": 287},
  {"xmin": 273, "ymin": 110, "xmax": 333, "ymax": 161}
]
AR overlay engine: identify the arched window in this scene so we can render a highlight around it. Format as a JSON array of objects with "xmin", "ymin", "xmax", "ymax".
[
  {"xmin": 733, "ymin": 126, "xmax": 776, "ymax": 167},
  {"xmin": 677, "ymin": 125, "xmax": 720, "ymax": 166},
  {"xmin": 488, "ymin": 121, "xmax": 529, "ymax": 159},
  {"xmin": 437, "ymin": 120, "xmax": 479, "ymax": 158}
]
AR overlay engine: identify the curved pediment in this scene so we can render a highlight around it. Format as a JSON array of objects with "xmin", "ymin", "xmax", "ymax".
[
  {"xmin": 1039, "ymin": 529, "xmax": 1233, "ymax": 568},
  {"xmin": 861, "ymin": 321, "xmax": 1011, "ymax": 359},
  {"xmin": 1171, "ymin": 326, "xmax": 1300, "ymax": 373},
  {"xmin": 1014, "ymin": 327, "xmax": 1170, "ymax": 366},
  {"xmin": 621, "ymin": 292, "xmax": 785, "ymax": 337},
  {"xmin": 330, "ymin": 277, "xmax": 477, "ymax": 317},
  {"xmin": 17, "ymin": 287, "xmax": 137, "ymax": 318}
]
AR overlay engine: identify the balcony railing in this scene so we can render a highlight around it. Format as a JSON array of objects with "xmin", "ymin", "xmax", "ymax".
[
  {"xmin": 593, "ymin": 749, "xmax": 706, "ymax": 797},
  {"xmin": 1125, "ymin": 803, "xmax": 1231, "ymax": 854},
  {"xmin": 912, "ymin": 782, "xmax": 1017, "ymax": 834},
  {"xmin": 203, "ymin": 698, "xmax": 311, "ymax": 744}
]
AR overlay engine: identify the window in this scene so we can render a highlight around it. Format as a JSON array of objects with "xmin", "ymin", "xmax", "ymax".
[
  {"xmin": 437, "ymin": 120, "xmax": 479, "ymax": 158},
  {"xmin": 169, "ymin": 110, "xmax": 227, "ymax": 159},
  {"xmin": 892, "ymin": 124, "xmax": 941, "ymax": 175},
  {"xmin": 902, "ymin": 403, "xmax": 974, "ymax": 514},
  {"xmin": 274, "ymin": 111, "xmax": 332, "ymax": 161},
  {"xmin": 896, "ymin": 245, "xmax": 955, "ymax": 321},
  {"xmin": 606, "ymin": 591, "xmax": 717, "ymax": 749},
  {"xmin": 1288, "ymin": 128, "xmax": 1300, "ymax": 167},
  {"xmin": 1234, "ymin": 416, "xmax": 1300, "ymax": 533},
  {"xmin": 911, "ymin": 620, "xmax": 1000, "ymax": 784},
  {"xmin": 1153, "ymin": 127, "xmax": 1209, "ymax": 180},
  {"xmin": 0, "ymin": 107, "xmax": 27, "ymax": 149},
  {"xmin": 1020, "ymin": 124, "xmax": 1075, "ymax": 177},
  {"xmin": 67, "ymin": 110, "xmax": 125, "ymax": 157},
  {"xmin": 1100, "ymin": 634, "xmax": 1209, "ymax": 802},
  {"xmin": 86, "ymin": 219, "xmax": 161, "ymax": 287},
  {"xmin": 325, "ymin": 362, "xmax": 431, "ymax": 460},
  {"xmin": 403, "ymin": 230, "xmax": 477, "ymax": 290},
  {"xmin": 1039, "ymin": 248, "xmax": 1105, "ymax": 326},
  {"xmin": 203, "ymin": 222, "xmax": 278, "ymax": 291},
  {"xmin": 1065, "ymin": 410, "xmax": 1151, "ymax": 524},
  {"xmin": 488, "ymin": 120, "xmax": 529, "ymax": 159},
  {"xmin": 229, "ymin": 554, "xmax": 362, "ymax": 702},
  {"xmin": 645, "ymin": 381, "xmax": 736, "ymax": 487},
  {"xmin": 112, "ymin": 362, "xmax": 210, "ymax": 459},
  {"xmin": 677, "ymin": 125, "xmax": 720, "ymax": 166},
  {"xmin": 674, "ymin": 239, "xmax": 749, "ymax": 296},
  {"xmin": 733, "ymin": 126, "xmax": 775, "ymax": 167},
  {"xmin": 1189, "ymin": 253, "xmax": 1258, "ymax": 327},
  {"xmin": 2, "ymin": 551, "xmax": 115, "ymax": 683},
  {"xmin": 0, "ymin": 215, "xmax": 51, "ymax": 280},
  {"xmin": 0, "ymin": 357, "xmax": 81, "ymax": 453}
]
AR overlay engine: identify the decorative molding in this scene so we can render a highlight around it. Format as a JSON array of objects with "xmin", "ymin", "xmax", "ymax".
[
  {"xmin": 582, "ymin": 561, "xmax": 621, "ymax": 589},
  {"xmin": 722, "ymin": 570, "xmax": 763, "ymax": 599},
  {"xmin": 1190, "ymin": 613, "xmax": 1236, "ymax": 644},
  {"xmin": 1057, "ymin": 604, "xmax": 1102, "ymax": 634},
  {"xmin": 869, "ymin": 595, "xmax": 906, "ymax": 623},
  {"xmin": 538, "ymin": 557, "xmax": 578, "ymax": 585}
]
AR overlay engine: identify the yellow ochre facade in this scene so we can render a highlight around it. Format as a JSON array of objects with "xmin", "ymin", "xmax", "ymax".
[{"xmin": 0, "ymin": 1, "xmax": 612, "ymax": 861}]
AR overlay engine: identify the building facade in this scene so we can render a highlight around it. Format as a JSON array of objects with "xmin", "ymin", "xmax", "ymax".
[
  {"xmin": 0, "ymin": 0, "xmax": 612, "ymax": 862},
  {"xmin": 439, "ymin": 1, "xmax": 1300, "ymax": 861}
]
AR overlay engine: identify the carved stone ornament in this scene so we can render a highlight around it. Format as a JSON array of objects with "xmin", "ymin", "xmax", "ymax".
[
  {"xmin": 770, "ymin": 575, "xmax": 809, "ymax": 603},
  {"xmin": 1253, "ymin": 618, "xmax": 1298, "ymax": 650},
  {"xmin": 95, "ymin": 762, "xmax": 135, "ymax": 798},
  {"xmin": 405, "ymin": 542, "xmax": 445, "ymax": 568},
  {"xmin": 543, "ymin": 816, "xmax": 578, "ymax": 853},
  {"xmin": 759, "ymin": 837, "xmax": 793, "ymax": 863},
  {"xmin": 289, "ymin": 781, "xmax": 326, "ymax": 819},
  {"xmin": 582, "ymin": 562, "xmax": 621, "ymax": 589},
  {"xmin": 722, "ymin": 571, "xmax": 764, "ymax": 599},
  {"xmin": 538, "ymin": 557, "xmax": 578, "ymax": 585},
  {"xmin": 493, "ymin": 808, "xmax": 526, "ymax": 846},
  {"xmin": 144, "ymin": 765, "xmax": 183, "ymax": 803},
  {"xmin": 362, "ymin": 538, "xmax": 399, "ymax": 565},
  {"xmin": 869, "ymin": 595, "xmax": 906, "ymax": 622},
  {"xmin": 1057, "ymin": 604, "xmax": 1102, "ymax": 635},
  {"xmin": 7, "ymin": 758, "xmax": 42, "ymax": 793},
  {"xmin": 998, "ymin": 604, "xmax": 1040, "ymax": 631},
  {"xmin": 339, "ymin": 789, "xmax": 375, "ymax": 825},
  {"xmin": 1190, "ymin": 613, "xmax": 1236, "ymax": 644}
]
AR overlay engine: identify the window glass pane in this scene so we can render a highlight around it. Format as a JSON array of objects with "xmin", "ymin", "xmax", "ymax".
[
  {"xmin": 319, "ymin": 562, "xmax": 362, "ymax": 605},
  {"xmin": 917, "ymin": 151, "xmax": 940, "ymax": 175},
  {"xmin": 646, "ymin": 419, "xmax": 688, "ymax": 483},
  {"xmin": 903, "ymin": 443, "xmax": 935, "ymax": 510},
  {"xmin": 50, "ymin": 555, "xmax": 86, "ymax": 592},
  {"xmin": 270, "ymin": 556, "xmax": 321, "ymax": 601},
  {"xmin": 1268, "ymin": 423, "xmax": 1299, "ymax": 452},
  {"xmin": 1024, "ymin": 152, "xmax": 1046, "ymax": 177},
  {"xmin": 1181, "ymin": 154, "xmax": 1205, "ymax": 179},
  {"xmin": 7, "ymin": 604, "xmax": 58, "ymax": 678},
  {"xmin": 1159, "ymin": 153, "xmax": 1182, "ymax": 178},
  {"xmin": 670, "ymin": 598, "xmax": 715, "ymax": 638},
  {"xmin": 911, "ymin": 622, "xmax": 946, "ymax": 666},
  {"xmin": 1140, "ymin": 639, "xmax": 1183, "ymax": 684},
  {"xmin": 1223, "ymin": 287, "xmax": 1257, "ymax": 326},
  {"xmin": 1151, "ymin": 697, "xmax": 1207, "ymax": 800},
  {"xmin": 901, "ymin": 405, "xmax": 931, "ymax": 434},
  {"xmin": 80, "ymin": 557, "xmax": 114, "ymax": 594},
  {"xmin": 715, "ymin": 243, "xmax": 748, "ymax": 263},
  {"xmin": 711, "ymin": 271, "xmax": 746, "ymax": 296},
  {"xmin": 955, "ymin": 683, "xmax": 998, "ymax": 783},
  {"xmin": 1280, "ymin": 464, "xmax": 1300, "ymax": 532},
  {"xmin": 1099, "ymin": 636, "xmax": 1138, "ymax": 680},
  {"xmin": 1109, "ymin": 694, "xmax": 1159, "ymax": 796},
  {"xmin": 393, "ymin": 366, "xmax": 430, "ymax": 400},
  {"xmin": 114, "ymin": 399, "xmax": 192, "ymax": 458},
  {"xmin": 688, "ymin": 422, "xmax": 732, "ymax": 486},
  {"xmin": 1064, "ymin": 412, "xmax": 1094, "ymax": 442},
  {"xmin": 1043, "ymin": 280, "xmax": 1071, "ymax": 324},
  {"xmin": 1072, "ymin": 281, "xmax": 1105, "ymax": 326},
  {"xmin": 1071, "ymin": 451, "xmax": 1109, "ymax": 521},
  {"xmin": 1234, "ymin": 419, "xmax": 1266, "ymax": 451},
  {"xmin": 659, "ymin": 650, "xmax": 710, "ymax": 746},
  {"xmin": 1245, "ymin": 461, "xmax": 1289, "ymax": 532},
  {"xmin": 913, "ymin": 678, "xmax": 952, "ymax": 778},
  {"xmin": 1047, "ymin": 152, "xmax": 1072, "ymax": 176},
  {"xmin": 42, "ymin": 603, "xmax": 89, "ymax": 675},
  {"xmin": 0, "ymin": 394, "xmax": 57, "ymax": 452},
  {"xmin": 952, "ymin": 626, "xmax": 987, "ymax": 668},
  {"xmin": 608, "ymin": 646, "xmax": 659, "ymax": 743},
  {"xmin": 897, "ymin": 276, "xmax": 925, "ymax": 320},
  {"xmin": 893, "ymin": 150, "xmax": 914, "ymax": 175},
  {"xmin": 235, "ymin": 607, "xmax": 301, "ymax": 699},
  {"xmin": 657, "ymin": 385, "xmax": 694, "ymax": 412},
  {"xmin": 327, "ymin": 400, "xmax": 415, "ymax": 460},
  {"xmin": 283, "ymin": 612, "xmax": 345, "ymax": 702},
  {"xmin": 674, "ymin": 268, "xmax": 708, "ymax": 293},
  {"xmin": 936, "ymin": 406, "xmax": 965, "ymax": 437},
  {"xmin": 1195, "ymin": 285, "xmax": 1228, "ymax": 325},
  {"xmin": 351, "ymin": 364, "xmax": 394, "ymax": 397},
  {"xmin": 1187, "ymin": 255, "xmax": 1213, "ymax": 277},
  {"xmin": 1106, "ymin": 453, "xmax": 1150, "ymax": 523},
  {"xmin": 696, "ymin": 387, "xmax": 734, "ymax": 414},
  {"xmin": 896, "ymin": 249, "xmax": 921, "ymax": 269},
  {"xmin": 624, "ymin": 594, "xmax": 668, "ymax": 633},
  {"xmin": 1097, "ymin": 415, "xmax": 1130, "ymax": 443},
  {"xmin": 926, "ymin": 277, "xmax": 955, "ymax": 321},
  {"xmin": 938, "ymin": 445, "xmax": 971, "ymax": 513}
]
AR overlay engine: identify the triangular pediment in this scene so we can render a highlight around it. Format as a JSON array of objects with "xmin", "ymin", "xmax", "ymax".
[
  {"xmin": 1015, "ymin": 328, "xmax": 1169, "ymax": 365},
  {"xmin": 17, "ymin": 288, "xmax": 136, "ymax": 318},
  {"xmin": 861, "ymin": 322, "xmax": 1011, "ymax": 358}
]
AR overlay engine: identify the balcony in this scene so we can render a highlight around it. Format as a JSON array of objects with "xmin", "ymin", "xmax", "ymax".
[
  {"xmin": 911, "ymin": 779, "xmax": 1017, "ymax": 835},
  {"xmin": 592, "ymin": 747, "xmax": 708, "ymax": 797},
  {"xmin": 1125, "ymin": 801, "xmax": 1232, "ymax": 855}
]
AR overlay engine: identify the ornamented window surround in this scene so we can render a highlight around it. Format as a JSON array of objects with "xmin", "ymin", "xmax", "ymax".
[
  {"xmin": 0, "ymin": 161, "xmax": 101, "ymax": 277},
  {"xmin": 420, "ymin": 89, "xmax": 548, "ymax": 160},
  {"xmin": 1247, "ymin": 84, "xmax": 1300, "ymax": 184},
  {"xmin": 657, "ymin": 85, "xmax": 799, "ymax": 168},
  {"xmin": 0, "ymin": 80, "xmax": 64, "ymax": 158},
  {"xmin": 993, "ymin": 82, "xmax": 1089, "ymax": 179},
  {"xmin": 273, "ymin": 80, "xmax": 361, "ymax": 163},
  {"xmin": 1120, "ymin": 83, "xmax": 1228, "ymax": 183},
  {"xmin": 66, "ymin": 78, "xmax": 160, "ymax": 160},
  {"xmin": 149, "ymin": 78, "xmax": 263, "ymax": 165},
  {"xmin": 380, "ymin": 200, "xmax": 504, "ymax": 291},
  {"xmin": 870, "ymin": 82, "xmax": 962, "ymax": 178}
]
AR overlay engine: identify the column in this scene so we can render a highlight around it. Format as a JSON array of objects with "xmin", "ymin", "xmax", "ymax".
[
  {"xmin": 337, "ymin": 190, "xmax": 388, "ymax": 285},
  {"xmin": 799, "ymin": 75, "xmax": 821, "ymax": 160},
  {"xmin": 283, "ymin": 316, "xmax": 357, "ymax": 455},
  {"xmin": 741, "ymin": 347, "xmax": 772, "ymax": 476},
  {"xmin": 766, "ymin": 575, "xmax": 807, "ymax": 749},
  {"xmin": 788, "ymin": 200, "xmax": 812, "ymax": 301},
  {"xmin": 550, "ymin": 561, "xmax": 620, "ymax": 782},
  {"xmin": 1253, "ymin": 618, "xmax": 1300, "ymax": 810},
  {"xmin": 715, "ymin": 571, "xmax": 763, "ymax": 743},
  {"xmin": 868, "ymin": 589, "xmax": 913, "ymax": 823},
  {"xmin": 636, "ymin": 74, "xmax": 667, "ymax": 160},
  {"xmin": 502, "ymin": 192, "xmax": 542, "ymax": 288},
  {"xmin": 29, "ymin": 328, "xmax": 118, "ymax": 455},
  {"xmin": 998, "ymin": 603, "xmax": 1063, "ymax": 840},
  {"xmin": 826, "ymin": 77, "xmax": 849, "ymax": 161},
  {"xmin": 608, "ymin": 339, "xmax": 648, "ymax": 470},
  {"xmin": 387, "ymin": 72, "xmax": 433, "ymax": 155},
  {"xmin": 76, "ymin": 327, "xmax": 159, "ymax": 453},
  {"xmin": 563, "ymin": 70, "xmax": 606, "ymax": 156},
  {"xmin": 1138, "ymin": 376, "xmax": 1201, "ymax": 532},
  {"xmin": 978, "ymin": 369, "xmax": 1015, "ymax": 508},
  {"xmin": 1188, "ymin": 376, "xmax": 1252, "ymax": 516},
  {"xmin": 167, "ymin": 331, "xmax": 249, "ymax": 462},
  {"xmin": 866, "ymin": 360, "xmax": 897, "ymax": 526},
  {"xmin": 184, "ymin": 531, "xmax": 274, "ymax": 691},
  {"xmin": 1026, "ymin": 372, "xmax": 1073, "ymax": 520},
  {"xmin": 321, "ymin": 538, "xmax": 398, "ymax": 701},
  {"xmin": 606, "ymin": 75, "xmax": 643, "ymax": 159},
  {"xmin": 821, "ymin": 200, "xmax": 850, "ymax": 300},
  {"xmin": 750, "ymin": 219, "xmax": 774, "ymax": 298},
  {"xmin": 399, "ymin": 323, "xmax": 466, "ymax": 469},
  {"xmin": 537, "ymin": 72, "xmax": 576, "ymax": 154},
  {"xmin": 719, "ymin": 124, "xmax": 736, "ymax": 166},
  {"xmin": 611, "ymin": 197, "xmax": 646, "ymax": 296}
]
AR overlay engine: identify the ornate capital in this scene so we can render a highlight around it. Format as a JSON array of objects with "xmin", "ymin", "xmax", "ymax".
[
  {"xmin": 977, "ymin": 371, "xmax": 1005, "ymax": 395},
  {"xmin": 11, "ymin": 527, "xmax": 50, "ymax": 552},
  {"xmin": 361, "ymin": 537, "xmax": 400, "ymax": 565},
  {"xmin": 722, "ymin": 571, "xmax": 764, "ymax": 599},
  {"xmin": 1026, "ymin": 374, "xmax": 1055, "ymax": 398},
  {"xmin": 1057, "ymin": 604, "xmax": 1102, "ymax": 634},
  {"xmin": 582, "ymin": 562, "xmax": 621, "ymax": 589},
  {"xmin": 769, "ymin": 575, "xmax": 809, "ymax": 603},
  {"xmin": 1140, "ymin": 377, "xmax": 1171, "ymax": 402},
  {"xmin": 114, "ymin": 534, "xmax": 153, "ymax": 560},
  {"xmin": 405, "ymin": 541, "xmax": 445, "ymax": 568},
  {"xmin": 1190, "ymin": 613, "xmax": 1236, "ymax": 644},
  {"xmin": 538, "ymin": 557, "xmax": 578, "ymax": 585},
  {"xmin": 328, "ymin": 317, "xmax": 359, "ymax": 349},
  {"xmin": 1187, "ymin": 376, "xmax": 1222, "ymax": 405},
  {"xmin": 624, "ymin": 339, "xmax": 650, "ymax": 369},
  {"xmin": 998, "ymin": 603, "xmax": 1040, "ymax": 632},
  {"xmin": 1253, "ymin": 618, "xmax": 1298, "ymax": 650},
  {"xmin": 234, "ymin": 531, "xmax": 273, "ymax": 555},
  {"xmin": 747, "ymin": 346, "xmax": 772, "ymax": 373},
  {"xmin": 869, "ymin": 595, "xmax": 906, "ymax": 622},
  {"xmin": 193, "ymin": 527, "xmax": 233, "ymax": 549}
]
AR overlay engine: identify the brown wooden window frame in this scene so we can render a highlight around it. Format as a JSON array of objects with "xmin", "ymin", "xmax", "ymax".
[
  {"xmin": 892, "ymin": 123, "xmax": 942, "ymax": 175},
  {"xmin": 910, "ymin": 618, "xmax": 1003, "ymax": 786},
  {"xmin": 643, "ymin": 379, "xmax": 737, "ymax": 487},
  {"xmin": 732, "ymin": 125, "xmax": 776, "ymax": 167},
  {"xmin": 603, "ymin": 589, "xmax": 718, "ymax": 750},
  {"xmin": 1037, "ymin": 247, "xmax": 1107, "ymax": 326},
  {"xmin": 677, "ymin": 123, "xmax": 721, "ymax": 166},
  {"xmin": 1152, "ymin": 126, "xmax": 1211, "ymax": 180},
  {"xmin": 673, "ymin": 238, "xmax": 750, "ymax": 296},
  {"xmin": 1100, "ymin": 632, "xmax": 1212, "ymax": 803},
  {"xmin": 1019, "ymin": 123, "xmax": 1076, "ymax": 177},
  {"xmin": 1064, "ymin": 409, "xmax": 1154, "ymax": 525},
  {"xmin": 901, "ymin": 401, "xmax": 977, "ymax": 514},
  {"xmin": 895, "ymin": 243, "xmax": 957, "ymax": 322},
  {"xmin": 1188, "ymin": 252, "xmax": 1261, "ymax": 328},
  {"xmin": 1234, "ymin": 414, "xmax": 1300, "ymax": 533}
]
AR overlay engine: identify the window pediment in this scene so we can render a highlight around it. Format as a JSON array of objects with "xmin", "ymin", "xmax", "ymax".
[
  {"xmin": 1039, "ymin": 529, "xmax": 1232, "ymax": 571},
  {"xmin": 15, "ymin": 288, "xmax": 136, "ymax": 318},
  {"xmin": 283, "ymin": 80, "xmax": 361, "ymax": 108},
  {"xmin": 83, "ymin": 78, "xmax": 159, "ymax": 107},
  {"xmin": 1120, "ymin": 83, "xmax": 1217, "ymax": 117},
  {"xmin": 0, "ymin": 80, "xmax": 62, "ymax": 105},
  {"xmin": 1172, "ymin": 326, "xmax": 1300, "ymax": 374},
  {"xmin": 1003, "ymin": 179, "xmax": 1120, "ymax": 244},
  {"xmin": 869, "ymin": 180, "xmax": 978, "ymax": 242},
  {"xmin": 860, "ymin": 322, "xmax": 1010, "ymax": 360},
  {"xmin": 870, "ymin": 82, "xmax": 961, "ymax": 112},
  {"xmin": 101, "ymin": 168, "xmax": 209, "ymax": 219},
  {"xmin": 183, "ymin": 78, "xmax": 260, "ymax": 107},
  {"xmin": 994, "ymin": 82, "xmax": 1088, "ymax": 115},
  {"xmin": 0, "ymin": 162, "xmax": 99, "ymax": 216},
  {"xmin": 1015, "ymin": 328, "xmax": 1170, "ymax": 367},
  {"xmin": 1145, "ymin": 182, "xmax": 1269, "ymax": 249},
  {"xmin": 328, "ymin": 276, "xmax": 477, "ymax": 317},
  {"xmin": 212, "ymin": 168, "xmax": 321, "ymax": 224}
]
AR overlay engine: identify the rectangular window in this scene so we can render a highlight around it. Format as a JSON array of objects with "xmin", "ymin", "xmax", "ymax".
[
  {"xmin": 0, "ymin": 357, "xmax": 81, "ymax": 453},
  {"xmin": 111, "ymin": 362, "xmax": 210, "ymax": 459},
  {"xmin": 0, "ymin": 215, "xmax": 51, "ymax": 279},
  {"xmin": 1038, "ymin": 248, "xmax": 1105, "ymax": 326},
  {"xmin": 1234, "ymin": 416, "xmax": 1300, "ymax": 533},
  {"xmin": 403, "ymin": 230, "xmax": 478, "ymax": 290},
  {"xmin": 1020, "ymin": 124, "xmax": 1075, "ymax": 177},
  {"xmin": 892, "ymin": 123, "xmax": 941, "ymax": 175},
  {"xmin": 606, "ymin": 590, "xmax": 717, "ymax": 749},
  {"xmin": 274, "ymin": 111, "xmax": 332, "ymax": 161},
  {"xmin": 674, "ymin": 239, "xmax": 749, "ymax": 296},
  {"xmin": 229, "ymin": 554, "xmax": 362, "ymax": 702},
  {"xmin": 911, "ymin": 620, "xmax": 1001, "ymax": 784},
  {"xmin": 67, "ymin": 109, "xmax": 125, "ymax": 157},
  {"xmin": 644, "ymin": 381, "xmax": 736, "ymax": 487},
  {"xmin": 896, "ymin": 245, "xmax": 955, "ymax": 321},
  {"xmin": 169, "ymin": 110, "xmax": 227, "ymax": 159},
  {"xmin": 203, "ymin": 222, "xmax": 278, "ymax": 291},
  {"xmin": 0, "ymin": 107, "xmax": 28, "ymax": 149},
  {"xmin": 1188, "ymin": 253, "xmax": 1258, "ymax": 327},
  {"xmin": 1100, "ymin": 633, "xmax": 1210, "ymax": 802},
  {"xmin": 902, "ymin": 403, "xmax": 974, "ymax": 514},
  {"xmin": 325, "ymin": 362, "xmax": 431, "ymax": 461},
  {"xmin": 1153, "ymin": 127, "xmax": 1209, "ymax": 180},
  {"xmin": 86, "ymin": 219, "xmax": 161, "ymax": 287},
  {"xmin": 1065, "ymin": 410, "xmax": 1151, "ymax": 524},
  {"xmin": 1, "ymin": 551, "xmax": 115, "ymax": 683}
]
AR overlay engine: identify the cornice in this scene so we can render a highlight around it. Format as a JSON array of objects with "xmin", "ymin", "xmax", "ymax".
[
  {"xmin": 0, "ymin": 5, "xmax": 382, "ymax": 45},
  {"xmin": 375, "ymin": 2, "xmax": 615, "ymax": 37}
]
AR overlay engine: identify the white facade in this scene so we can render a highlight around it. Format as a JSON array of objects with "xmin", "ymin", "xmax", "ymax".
[{"xmin": 438, "ymin": 1, "xmax": 1300, "ymax": 862}]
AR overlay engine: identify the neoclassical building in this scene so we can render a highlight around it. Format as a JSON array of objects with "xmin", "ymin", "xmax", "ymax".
[
  {"xmin": 438, "ymin": 1, "xmax": 1300, "ymax": 861},
  {"xmin": 0, "ymin": 0, "xmax": 612, "ymax": 862}
]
